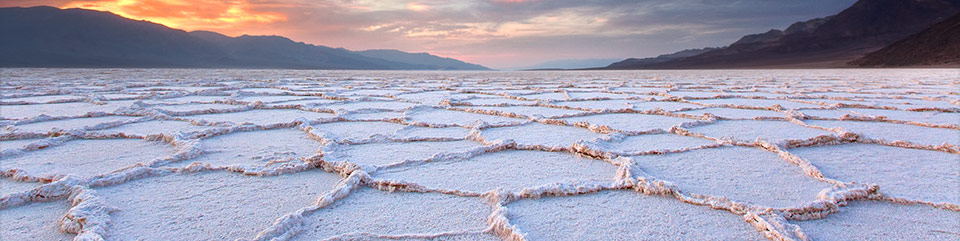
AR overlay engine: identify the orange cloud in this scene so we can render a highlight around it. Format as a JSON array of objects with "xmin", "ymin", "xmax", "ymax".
[{"xmin": 61, "ymin": 0, "xmax": 286, "ymax": 32}]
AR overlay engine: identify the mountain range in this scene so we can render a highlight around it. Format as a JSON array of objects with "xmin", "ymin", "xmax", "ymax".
[
  {"xmin": 0, "ymin": 6, "xmax": 489, "ymax": 70},
  {"xmin": 605, "ymin": 0, "xmax": 960, "ymax": 69}
]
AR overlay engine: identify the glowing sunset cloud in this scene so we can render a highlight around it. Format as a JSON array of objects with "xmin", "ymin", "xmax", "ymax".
[{"xmin": 60, "ymin": 0, "xmax": 285, "ymax": 31}]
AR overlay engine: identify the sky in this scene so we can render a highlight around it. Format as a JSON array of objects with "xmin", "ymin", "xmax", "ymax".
[{"xmin": 3, "ymin": 0, "xmax": 858, "ymax": 69}]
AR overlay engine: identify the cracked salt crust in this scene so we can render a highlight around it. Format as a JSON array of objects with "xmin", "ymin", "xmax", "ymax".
[{"xmin": 1, "ymin": 69, "xmax": 958, "ymax": 240}]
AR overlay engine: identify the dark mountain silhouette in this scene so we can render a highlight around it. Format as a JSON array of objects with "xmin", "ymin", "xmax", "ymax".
[
  {"xmin": 851, "ymin": 13, "xmax": 960, "ymax": 66},
  {"xmin": 605, "ymin": 48, "xmax": 718, "ymax": 69},
  {"xmin": 605, "ymin": 0, "xmax": 960, "ymax": 69},
  {"xmin": 0, "ymin": 6, "xmax": 489, "ymax": 70},
  {"xmin": 354, "ymin": 49, "xmax": 488, "ymax": 70}
]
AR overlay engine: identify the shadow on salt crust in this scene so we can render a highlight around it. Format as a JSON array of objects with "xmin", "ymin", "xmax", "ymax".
[
  {"xmin": 469, "ymin": 106, "xmax": 584, "ymax": 118},
  {"xmin": 0, "ymin": 139, "xmax": 175, "ymax": 178},
  {"xmin": 395, "ymin": 126, "xmax": 471, "ymax": 139},
  {"xmin": 0, "ymin": 101, "xmax": 134, "ymax": 120},
  {"xmin": 561, "ymin": 113, "xmax": 697, "ymax": 133},
  {"xmin": 311, "ymin": 121, "xmax": 407, "ymax": 141},
  {"xmin": 171, "ymin": 128, "xmax": 320, "ymax": 168},
  {"xmin": 843, "ymin": 108, "xmax": 960, "ymax": 127},
  {"xmin": 327, "ymin": 140, "xmax": 482, "ymax": 167},
  {"xmin": 596, "ymin": 133, "xmax": 716, "ymax": 154},
  {"xmin": 553, "ymin": 99, "xmax": 634, "ymax": 110},
  {"xmin": 95, "ymin": 170, "xmax": 341, "ymax": 240},
  {"xmin": 678, "ymin": 107, "xmax": 787, "ymax": 119},
  {"xmin": 0, "ymin": 94, "xmax": 82, "ymax": 104},
  {"xmin": 319, "ymin": 101, "xmax": 417, "ymax": 112},
  {"xmin": 182, "ymin": 109, "xmax": 334, "ymax": 125},
  {"xmin": 480, "ymin": 123, "xmax": 606, "ymax": 148},
  {"xmin": 374, "ymin": 150, "xmax": 618, "ymax": 193},
  {"xmin": 235, "ymin": 95, "xmax": 314, "ymax": 104},
  {"xmin": 142, "ymin": 95, "xmax": 228, "ymax": 105},
  {"xmin": 11, "ymin": 116, "xmax": 139, "ymax": 133},
  {"xmin": 789, "ymin": 144, "xmax": 959, "ymax": 204},
  {"xmin": 0, "ymin": 178, "xmax": 41, "ymax": 197},
  {"xmin": 686, "ymin": 120, "xmax": 832, "ymax": 142},
  {"xmin": 0, "ymin": 201, "xmax": 73, "ymax": 241},
  {"xmin": 630, "ymin": 101, "xmax": 703, "ymax": 111},
  {"xmin": 454, "ymin": 98, "xmax": 535, "ymax": 106},
  {"xmin": 690, "ymin": 98, "xmax": 822, "ymax": 109},
  {"xmin": 0, "ymin": 139, "xmax": 44, "ymax": 153},
  {"xmin": 341, "ymin": 111, "xmax": 405, "ymax": 121},
  {"xmin": 507, "ymin": 190, "xmax": 765, "ymax": 240},
  {"xmin": 152, "ymin": 103, "xmax": 245, "ymax": 114},
  {"xmin": 96, "ymin": 120, "xmax": 212, "ymax": 136},
  {"xmin": 805, "ymin": 120, "xmax": 959, "ymax": 146},
  {"xmin": 405, "ymin": 108, "xmax": 523, "ymax": 127},
  {"xmin": 631, "ymin": 146, "xmax": 833, "ymax": 208},
  {"xmin": 293, "ymin": 188, "xmax": 490, "ymax": 240},
  {"xmin": 794, "ymin": 201, "xmax": 960, "ymax": 240}
]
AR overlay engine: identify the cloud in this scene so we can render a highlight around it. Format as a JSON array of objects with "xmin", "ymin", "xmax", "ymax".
[
  {"xmin": 3, "ymin": 0, "xmax": 859, "ymax": 68},
  {"xmin": 59, "ymin": 0, "xmax": 286, "ymax": 31}
]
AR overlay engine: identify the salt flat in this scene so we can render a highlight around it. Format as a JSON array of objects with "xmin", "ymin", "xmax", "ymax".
[{"xmin": 0, "ymin": 69, "xmax": 957, "ymax": 240}]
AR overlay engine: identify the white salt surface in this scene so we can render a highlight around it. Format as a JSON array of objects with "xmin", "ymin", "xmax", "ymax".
[
  {"xmin": 0, "ymin": 201, "xmax": 73, "ymax": 241},
  {"xmin": 480, "ymin": 122, "xmax": 606, "ymax": 148},
  {"xmin": 794, "ymin": 201, "xmax": 960, "ymax": 240},
  {"xmin": 631, "ymin": 147, "xmax": 833, "ymax": 208},
  {"xmin": 805, "ymin": 119, "xmax": 959, "ymax": 146},
  {"xmin": 96, "ymin": 170, "xmax": 341, "ymax": 240},
  {"xmin": 11, "ymin": 116, "xmax": 140, "ymax": 133},
  {"xmin": 325, "ymin": 140, "xmax": 482, "ymax": 167},
  {"xmin": 181, "ymin": 109, "xmax": 335, "ymax": 125},
  {"xmin": 562, "ymin": 113, "xmax": 698, "ymax": 133},
  {"xmin": 374, "ymin": 150, "xmax": 618, "ymax": 193},
  {"xmin": 294, "ymin": 188, "xmax": 491, "ymax": 240},
  {"xmin": 172, "ymin": 128, "xmax": 321, "ymax": 168},
  {"xmin": 1, "ymin": 69, "xmax": 956, "ymax": 240},
  {"xmin": 508, "ymin": 190, "xmax": 765, "ymax": 240},
  {"xmin": 0, "ymin": 139, "xmax": 175, "ymax": 178},
  {"xmin": 790, "ymin": 144, "xmax": 959, "ymax": 204},
  {"xmin": 687, "ymin": 120, "xmax": 833, "ymax": 142}
]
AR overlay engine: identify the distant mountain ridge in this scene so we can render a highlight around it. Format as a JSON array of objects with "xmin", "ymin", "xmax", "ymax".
[
  {"xmin": 605, "ymin": 0, "xmax": 960, "ymax": 69},
  {"xmin": 0, "ymin": 6, "xmax": 489, "ymax": 70}
]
